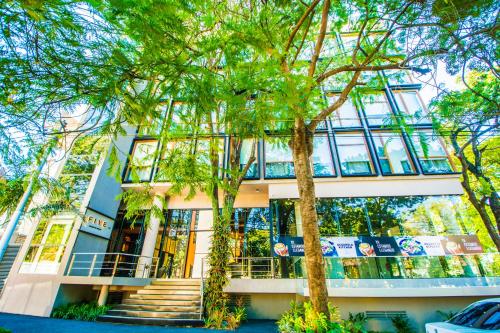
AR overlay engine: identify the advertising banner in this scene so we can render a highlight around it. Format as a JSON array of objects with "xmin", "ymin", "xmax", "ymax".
[{"xmin": 273, "ymin": 235, "xmax": 484, "ymax": 258}]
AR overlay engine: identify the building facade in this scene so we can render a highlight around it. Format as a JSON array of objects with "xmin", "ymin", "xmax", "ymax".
[{"xmin": 0, "ymin": 59, "xmax": 498, "ymax": 331}]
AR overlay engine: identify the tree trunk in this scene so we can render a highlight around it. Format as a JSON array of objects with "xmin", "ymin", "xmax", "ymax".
[
  {"xmin": 291, "ymin": 118, "xmax": 329, "ymax": 315},
  {"xmin": 458, "ymin": 156, "xmax": 500, "ymax": 251}
]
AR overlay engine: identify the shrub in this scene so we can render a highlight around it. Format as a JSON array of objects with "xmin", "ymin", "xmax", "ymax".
[
  {"xmin": 391, "ymin": 316, "xmax": 416, "ymax": 333},
  {"xmin": 204, "ymin": 297, "xmax": 247, "ymax": 330},
  {"xmin": 0, "ymin": 328, "xmax": 11, "ymax": 333},
  {"xmin": 342, "ymin": 312, "xmax": 368, "ymax": 333},
  {"xmin": 277, "ymin": 301, "xmax": 345, "ymax": 333},
  {"xmin": 51, "ymin": 301, "xmax": 110, "ymax": 321}
]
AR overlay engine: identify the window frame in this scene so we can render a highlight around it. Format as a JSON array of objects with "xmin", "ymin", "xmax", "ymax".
[
  {"xmin": 359, "ymin": 91, "xmax": 395, "ymax": 128},
  {"xmin": 393, "ymin": 89, "xmax": 432, "ymax": 125},
  {"xmin": 123, "ymin": 139, "xmax": 159, "ymax": 183},
  {"xmin": 409, "ymin": 130, "xmax": 457, "ymax": 175},
  {"xmin": 333, "ymin": 131, "xmax": 377, "ymax": 177},
  {"xmin": 371, "ymin": 131, "xmax": 418, "ymax": 176}
]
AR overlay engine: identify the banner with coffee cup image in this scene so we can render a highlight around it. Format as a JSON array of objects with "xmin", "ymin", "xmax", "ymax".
[{"xmin": 272, "ymin": 235, "xmax": 483, "ymax": 257}]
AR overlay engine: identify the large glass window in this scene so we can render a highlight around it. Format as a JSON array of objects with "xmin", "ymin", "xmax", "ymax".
[
  {"xmin": 362, "ymin": 92, "xmax": 393, "ymax": 126},
  {"xmin": 394, "ymin": 90, "xmax": 430, "ymax": 124},
  {"xmin": 411, "ymin": 131, "xmax": 453, "ymax": 173},
  {"xmin": 125, "ymin": 140, "xmax": 158, "ymax": 182},
  {"xmin": 20, "ymin": 213, "xmax": 75, "ymax": 274},
  {"xmin": 372, "ymin": 132, "xmax": 415, "ymax": 175},
  {"xmin": 327, "ymin": 95, "xmax": 361, "ymax": 128},
  {"xmin": 265, "ymin": 138, "xmax": 294, "ymax": 178},
  {"xmin": 240, "ymin": 139, "xmax": 259, "ymax": 179},
  {"xmin": 312, "ymin": 135, "xmax": 335, "ymax": 177},
  {"xmin": 335, "ymin": 132, "xmax": 374, "ymax": 176}
]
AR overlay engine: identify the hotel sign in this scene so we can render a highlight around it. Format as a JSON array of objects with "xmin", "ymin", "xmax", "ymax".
[
  {"xmin": 273, "ymin": 235, "xmax": 483, "ymax": 257},
  {"xmin": 80, "ymin": 210, "xmax": 114, "ymax": 239}
]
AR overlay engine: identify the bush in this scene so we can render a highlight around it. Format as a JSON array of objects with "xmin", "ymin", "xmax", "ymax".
[
  {"xmin": 0, "ymin": 328, "xmax": 11, "ymax": 333},
  {"xmin": 277, "ymin": 301, "xmax": 350, "ymax": 333},
  {"xmin": 51, "ymin": 301, "xmax": 110, "ymax": 321},
  {"xmin": 204, "ymin": 297, "xmax": 247, "ymax": 330},
  {"xmin": 391, "ymin": 316, "xmax": 416, "ymax": 333}
]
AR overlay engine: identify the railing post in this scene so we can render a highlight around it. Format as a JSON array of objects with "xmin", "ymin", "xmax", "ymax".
[
  {"xmin": 112, "ymin": 254, "xmax": 119, "ymax": 277},
  {"xmin": 248, "ymin": 258, "xmax": 252, "ymax": 279},
  {"xmin": 88, "ymin": 254, "xmax": 97, "ymax": 277},
  {"xmin": 200, "ymin": 258, "xmax": 204, "ymax": 320},
  {"xmin": 270, "ymin": 257, "xmax": 275, "ymax": 279},
  {"xmin": 153, "ymin": 257, "xmax": 159, "ymax": 278},
  {"xmin": 67, "ymin": 253, "xmax": 76, "ymax": 276}
]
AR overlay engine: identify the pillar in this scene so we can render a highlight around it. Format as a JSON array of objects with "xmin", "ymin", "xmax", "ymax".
[
  {"xmin": 135, "ymin": 194, "xmax": 164, "ymax": 278},
  {"xmin": 97, "ymin": 285, "xmax": 109, "ymax": 306}
]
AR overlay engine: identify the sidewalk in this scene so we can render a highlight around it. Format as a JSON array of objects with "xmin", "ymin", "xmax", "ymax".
[{"xmin": 0, "ymin": 313, "xmax": 277, "ymax": 333}]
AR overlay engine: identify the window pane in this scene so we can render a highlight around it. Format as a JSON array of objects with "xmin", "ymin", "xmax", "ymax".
[
  {"xmin": 412, "ymin": 132, "xmax": 452, "ymax": 173},
  {"xmin": 335, "ymin": 133, "xmax": 373, "ymax": 175},
  {"xmin": 328, "ymin": 96, "xmax": 361, "ymax": 128},
  {"xmin": 265, "ymin": 139, "xmax": 294, "ymax": 178},
  {"xmin": 362, "ymin": 93, "xmax": 393, "ymax": 126},
  {"xmin": 312, "ymin": 136, "xmax": 335, "ymax": 176},
  {"xmin": 395, "ymin": 91, "xmax": 430, "ymax": 123},
  {"xmin": 240, "ymin": 139, "xmax": 258, "ymax": 178},
  {"xmin": 127, "ymin": 141, "xmax": 157, "ymax": 181},
  {"xmin": 373, "ymin": 132, "xmax": 415, "ymax": 174}
]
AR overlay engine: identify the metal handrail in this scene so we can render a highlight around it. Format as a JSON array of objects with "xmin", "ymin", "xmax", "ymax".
[
  {"xmin": 66, "ymin": 252, "xmax": 159, "ymax": 278},
  {"xmin": 199, "ymin": 258, "xmax": 204, "ymax": 320}
]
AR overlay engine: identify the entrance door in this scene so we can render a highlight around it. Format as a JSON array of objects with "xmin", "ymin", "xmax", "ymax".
[{"xmin": 156, "ymin": 210, "xmax": 197, "ymax": 279}]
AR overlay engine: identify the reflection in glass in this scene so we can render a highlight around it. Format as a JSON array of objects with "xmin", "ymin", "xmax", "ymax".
[
  {"xmin": 394, "ymin": 91, "xmax": 430, "ymax": 123},
  {"xmin": 240, "ymin": 139, "xmax": 259, "ymax": 179},
  {"xmin": 412, "ymin": 131, "xmax": 453, "ymax": 173},
  {"xmin": 372, "ymin": 132, "xmax": 414, "ymax": 174},
  {"xmin": 335, "ymin": 133, "xmax": 373, "ymax": 175},
  {"xmin": 265, "ymin": 139, "xmax": 294, "ymax": 178},
  {"xmin": 362, "ymin": 93, "xmax": 393, "ymax": 126},
  {"xmin": 328, "ymin": 96, "xmax": 361, "ymax": 127},
  {"xmin": 312, "ymin": 136, "xmax": 335, "ymax": 176},
  {"xmin": 126, "ymin": 141, "xmax": 157, "ymax": 182}
]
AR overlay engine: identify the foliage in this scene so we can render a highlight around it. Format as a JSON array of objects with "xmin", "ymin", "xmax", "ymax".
[
  {"xmin": 277, "ymin": 301, "xmax": 344, "ymax": 333},
  {"xmin": 0, "ymin": 177, "xmax": 25, "ymax": 217},
  {"xmin": 431, "ymin": 71, "xmax": 500, "ymax": 250},
  {"xmin": 51, "ymin": 301, "xmax": 110, "ymax": 321},
  {"xmin": 390, "ymin": 316, "xmax": 416, "ymax": 333},
  {"xmin": 0, "ymin": 328, "xmax": 11, "ymax": 333},
  {"xmin": 204, "ymin": 297, "xmax": 247, "ymax": 330}
]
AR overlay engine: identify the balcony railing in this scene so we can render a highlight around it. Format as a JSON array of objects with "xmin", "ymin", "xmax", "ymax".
[
  {"xmin": 65, "ymin": 252, "xmax": 159, "ymax": 278},
  {"xmin": 202, "ymin": 253, "xmax": 500, "ymax": 280}
]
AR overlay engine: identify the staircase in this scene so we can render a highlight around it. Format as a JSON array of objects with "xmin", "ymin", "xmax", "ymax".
[
  {"xmin": 0, "ymin": 245, "xmax": 21, "ymax": 291},
  {"xmin": 98, "ymin": 279, "xmax": 203, "ymax": 326}
]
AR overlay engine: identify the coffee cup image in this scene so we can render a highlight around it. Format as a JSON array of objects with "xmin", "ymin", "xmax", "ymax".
[
  {"xmin": 358, "ymin": 242, "xmax": 375, "ymax": 256},
  {"xmin": 274, "ymin": 243, "xmax": 289, "ymax": 256},
  {"xmin": 445, "ymin": 241, "xmax": 463, "ymax": 255}
]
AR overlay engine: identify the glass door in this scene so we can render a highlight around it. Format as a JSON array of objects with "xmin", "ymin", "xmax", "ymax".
[{"xmin": 156, "ymin": 210, "xmax": 197, "ymax": 278}]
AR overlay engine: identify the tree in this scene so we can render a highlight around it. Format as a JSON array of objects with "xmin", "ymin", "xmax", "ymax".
[
  {"xmin": 431, "ymin": 72, "xmax": 499, "ymax": 250},
  {"xmin": 2, "ymin": 0, "xmax": 498, "ymax": 318}
]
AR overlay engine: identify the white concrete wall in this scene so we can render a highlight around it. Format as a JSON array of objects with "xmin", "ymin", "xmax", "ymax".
[{"xmin": 191, "ymin": 210, "xmax": 213, "ymax": 278}]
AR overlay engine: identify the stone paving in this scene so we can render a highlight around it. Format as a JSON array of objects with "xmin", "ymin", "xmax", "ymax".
[{"xmin": 0, "ymin": 313, "xmax": 278, "ymax": 333}]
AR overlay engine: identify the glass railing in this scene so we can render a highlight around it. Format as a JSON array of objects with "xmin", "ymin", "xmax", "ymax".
[
  {"xmin": 202, "ymin": 253, "xmax": 499, "ymax": 280},
  {"xmin": 293, "ymin": 253, "xmax": 499, "ymax": 279}
]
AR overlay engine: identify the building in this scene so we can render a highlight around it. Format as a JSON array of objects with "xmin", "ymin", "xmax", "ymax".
[{"xmin": 0, "ymin": 41, "xmax": 498, "ymax": 332}]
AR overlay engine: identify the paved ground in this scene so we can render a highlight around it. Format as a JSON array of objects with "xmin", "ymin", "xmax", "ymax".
[{"xmin": 0, "ymin": 313, "xmax": 278, "ymax": 333}]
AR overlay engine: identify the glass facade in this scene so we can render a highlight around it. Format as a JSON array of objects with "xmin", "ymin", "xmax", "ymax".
[
  {"xmin": 372, "ymin": 132, "xmax": 415, "ymax": 175},
  {"xmin": 264, "ymin": 138, "xmax": 294, "ymax": 178},
  {"xmin": 411, "ymin": 131, "xmax": 453, "ymax": 173},
  {"xmin": 335, "ymin": 132, "xmax": 374, "ymax": 175},
  {"xmin": 362, "ymin": 92, "xmax": 393, "ymax": 126}
]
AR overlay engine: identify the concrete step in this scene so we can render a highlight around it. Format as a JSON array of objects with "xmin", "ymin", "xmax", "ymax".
[
  {"xmin": 97, "ymin": 315, "xmax": 203, "ymax": 326},
  {"xmin": 136, "ymin": 289, "xmax": 199, "ymax": 296},
  {"xmin": 114, "ymin": 304, "xmax": 200, "ymax": 312},
  {"xmin": 106, "ymin": 309, "xmax": 200, "ymax": 319},
  {"xmin": 144, "ymin": 284, "xmax": 200, "ymax": 291},
  {"xmin": 129, "ymin": 294, "xmax": 201, "ymax": 301},
  {"xmin": 123, "ymin": 298, "xmax": 200, "ymax": 307},
  {"xmin": 151, "ymin": 279, "xmax": 201, "ymax": 286}
]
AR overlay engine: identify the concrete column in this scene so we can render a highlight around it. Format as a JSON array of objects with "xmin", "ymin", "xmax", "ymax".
[
  {"xmin": 135, "ymin": 194, "xmax": 164, "ymax": 278},
  {"xmin": 97, "ymin": 285, "xmax": 109, "ymax": 306},
  {"xmin": 191, "ymin": 210, "xmax": 213, "ymax": 278}
]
